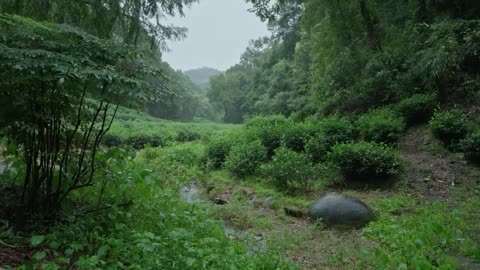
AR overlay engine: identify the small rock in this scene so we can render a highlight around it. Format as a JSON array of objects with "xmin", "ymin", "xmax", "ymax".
[
  {"xmin": 242, "ymin": 187, "xmax": 254, "ymax": 195},
  {"xmin": 262, "ymin": 196, "xmax": 274, "ymax": 208},
  {"xmin": 211, "ymin": 197, "xmax": 228, "ymax": 205},
  {"xmin": 283, "ymin": 206, "xmax": 306, "ymax": 218},
  {"xmin": 248, "ymin": 195, "xmax": 257, "ymax": 205}
]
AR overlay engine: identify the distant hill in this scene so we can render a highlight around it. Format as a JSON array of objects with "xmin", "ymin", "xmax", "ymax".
[{"xmin": 184, "ymin": 67, "xmax": 222, "ymax": 90}]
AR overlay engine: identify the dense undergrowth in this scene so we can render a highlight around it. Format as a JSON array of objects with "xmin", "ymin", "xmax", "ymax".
[
  {"xmin": 0, "ymin": 146, "xmax": 295, "ymax": 269},
  {"xmin": 2, "ymin": 101, "xmax": 480, "ymax": 268},
  {"xmin": 2, "ymin": 1, "xmax": 480, "ymax": 269}
]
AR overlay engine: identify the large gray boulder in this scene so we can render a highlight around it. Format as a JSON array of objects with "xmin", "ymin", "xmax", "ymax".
[{"xmin": 308, "ymin": 193, "xmax": 374, "ymax": 226}]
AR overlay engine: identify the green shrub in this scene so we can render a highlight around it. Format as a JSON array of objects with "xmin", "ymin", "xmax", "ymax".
[
  {"xmin": 357, "ymin": 109, "xmax": 406, "ymax": 146},
  {"xmin": 302, "ymin": 116, "xmax": 354, "ymax": 138},
  {"xmin": 282, "ymin": 123, "xmax": 311, "ymax": 152},
  {"xmin": 305, "ymin": 136, "xmax": 338, "ymax": 163},
  {"xmin": 29, "ymin": 155, "xmax": 296, "ymax": 270},
  {"xmin": 125, "ymin": 134, "xmax": 164, "ymax": 149},
  {"xmin": 330, "ymin": 142, "xmax": 402, "ymax": 181},
  {"xmin": 225, "ymin": 140, "xmax": 267, "ymax": 178},
  {"xmin": 261, "ymin": 146, "xmax": 319, "ymax": 191},
  {"xmin": 102, "ymin": 133, "xmax": 125, "ymax": 147},
  {"xmin": 245, "ymin": 115, "xmax": 291, "ymax": 157},
  {"xmin": 304, "ymin": 117, "xmax": 355, "ymax": 162},
  {"xmin": 429, "ymin": 109, "xmax": 469, "ymax": 150},
  {"xmin": 176, "ymin": 130, "xmax": 201, "ymax": 142},
  {"xmin": 206, "ymin": 133, "xmax": 236, "ymax": 169},
  {"xmin": 460, "ymin": 130, "xmax": 480, "ymax": 163},
  {"xmin": 123, "ymin": 131, "xmax": 176, "ymax": 149},
  {"xmin": 395, "ymin": 93, "xmax": 438, "ymax": 126}
]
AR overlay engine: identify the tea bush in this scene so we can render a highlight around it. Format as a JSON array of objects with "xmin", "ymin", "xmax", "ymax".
[
  {"xmin": 125, "ymin": 133, "xmax": 176, "ymax": 149},
  {"xmin": 356, "ymin": 109, "xmax": 406, "ymax": 146},
  {"xmin": 225, "ymin": 140, "xmax": 267, "ymax": 178},
  {"xmin": 206, "ymin": 133, "xmax": 236, "ymax": 169},
  {"xmin": 261, "ymin": 146, "xmax": 319, "ymax": 191},
  {"xmin": 304, "ymin": 117, "xmax": 355, "ymax": 162},
  {"xmin": 282, "ymin": 123, "xmax": 310, "ymax": 152},
  {"xmin": 245, "ymin": 115, "xmax": 292, "ymax": 157},
  {"xmin": 395, "ymin": 93, "xmax": 438, "ymax": 126},
  {"xmin": 136, "ymin": 142, "xmax": 207, "ymax": 183},
  {"xmin": 102, "ymin": 133, "xmax": 125, "ymax": 147},
  {"xmin": 176, "ymin": 130, "xmax": 202, "ymax": 142},
  {"xmin": 460, "ymin": 129, "xmax": 480, "ymax": 163},
  {"xmin": 429, "ymin": 109, "xmax": 469, "ymax": 150},
  {"xmin": 329, "ymin": 141, "xmax": 402, "ymax": 181}
]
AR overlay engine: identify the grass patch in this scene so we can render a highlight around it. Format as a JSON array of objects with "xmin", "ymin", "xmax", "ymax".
[{"xmin": 361, "ymin": 196, "xmax": 480, "ymax": 269}]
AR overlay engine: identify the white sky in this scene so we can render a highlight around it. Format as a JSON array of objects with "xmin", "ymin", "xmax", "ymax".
[{"xmin": 162, "ymin": 0, "xmax": 270, "ymax": 71}]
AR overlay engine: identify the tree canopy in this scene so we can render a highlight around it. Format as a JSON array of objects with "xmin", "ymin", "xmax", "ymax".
[
  {"xmin": 0, "ymin": 14, "xmax": 159, "ymax": 218},
  {"xmin": 207, "ymin": 0, "xmax": 480, "ymax": 123},
  {"xmin": 0, "ymin": 0, "xmax": 198, "ymax": 49}
]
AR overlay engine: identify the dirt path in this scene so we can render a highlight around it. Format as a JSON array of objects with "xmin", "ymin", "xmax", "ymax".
[{"xmin": 398, "ymin": 126, "xmax": 478, "ymax": 200}]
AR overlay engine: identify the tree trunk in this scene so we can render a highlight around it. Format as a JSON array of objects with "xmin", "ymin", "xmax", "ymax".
[
  {"xmin": 416, "ymin": 0, "xmax": 428, "ymax": 22},
  {"xmin": 358, "ymin": 0, "xmax": 382, "ymax": 52}
]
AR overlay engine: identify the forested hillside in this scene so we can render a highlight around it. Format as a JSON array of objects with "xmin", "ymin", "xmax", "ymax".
[
  {"xmin": 145, "ymin": 63, "xmax": 218, "ymax": 121},
  {"xmin": 208, "ymin": 0, "xmax": 480, "ymax": 123},
  {"xmin": 1, "ymin": 1, "xmax": 480, "ymax": 269},
  {"xmin": 185, "ymin": 67, "xmax": 223, "ymax": 90}
]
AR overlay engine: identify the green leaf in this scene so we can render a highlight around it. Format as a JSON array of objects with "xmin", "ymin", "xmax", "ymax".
[
  {"xmin": 34, "ymin": 251, "xmax": 47, "ymax": 260},
  {"xmin": 30, "ymin": 235, "xmax": 46, "ymax": 247},
  {"xmin": 65, "ymin": 248, "xmax": 74, "ymax": 256},
  {"xmin": 97, "ymin": 245, "xmax": 109, "ymax": 257}
]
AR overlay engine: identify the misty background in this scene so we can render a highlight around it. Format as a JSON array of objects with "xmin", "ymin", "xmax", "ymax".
[{"xmin": 162, "ymin": 0, "xmax": 269, "ymax": 72}]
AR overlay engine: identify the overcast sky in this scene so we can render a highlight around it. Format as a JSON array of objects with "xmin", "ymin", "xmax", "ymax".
[{"xmin": 162, "ymin": 0, "xmax": 270, "ymax": 72}]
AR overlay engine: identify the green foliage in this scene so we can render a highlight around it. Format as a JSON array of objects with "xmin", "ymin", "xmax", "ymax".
[
  {"xmin": 225, "ymin": 140, "xmax": 267, "ymax": 179},
  {"xmin": 145, "ymin": 62, "xmax": 218, "ymax": 122},
  {"xmin": 0, "ymin": 0, "xmax": 198, "ymax": 48},
  {"xmin": 281, "ymin": 123, "xmax": 310, "ymax": 152},
  {"xmin": 176, "ymin": 130, "xmax": 201, "ymax": 142},
  {"xmin": 429, "ymin": 110, "xmax": 469, "ymax": 150},
  {"xmin": 218, "ymin": 1, "xmax": 480, "ymax": 120},
  {"xmin": 7, "ymin": 152, "xmax": 295, "ymax": 269},
  {"xmin": 245, "ymin": 115, "xmax": 292, "ymax": 157},
  {"xmin": 357, "ymin": 109, "xmax": 406, "ymax": 146},
  {"xmin": 395, "ymin": 93, "xmax": 438, "ymax": 126},
  {"xmin": 261, "ymin": 146, "xmax": 320, "ymax": 191},
  {"xmin": 0, "ymin": 14, "xmax": 159, "ymax": 217},
  {"xmin": 304, "ymin": 117, "xmax": 355, "ymax": 162},
  {"xmin": 136, "ymin": 142, "xmax": 207, "ymax": 182},
  {"xmin": 125, "ymin": 133, "xmax": 175, "ymax": 149},
  {"xmin": 206, "ymin": 133, "xmax": 236, "ymax": 169},
  {"xmin": 105, "ymin": 107, "xmax": 239, "ymax": 149},
  {"xmin": 460, "ymin": 129, "xmax": 480, "ymax": 163},
  {"xmin": 330, "ymin": 142, "xmax": 402, "ymax": 181},
  {"xmin": 363, "ymin": 198, "xmax": 480, "ymax": 269}
]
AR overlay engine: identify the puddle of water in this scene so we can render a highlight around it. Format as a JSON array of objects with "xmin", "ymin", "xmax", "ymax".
[
  {"xmin": 178, "ymin": 180, "xmax": 267, "ymax": 254},
  {"xmin": 224, "ymin": 225, "xmax": 267, "ymax": 254},
  {"xmin": 179, "ymin": 182, "xmax": 203, "ymax": 204}
]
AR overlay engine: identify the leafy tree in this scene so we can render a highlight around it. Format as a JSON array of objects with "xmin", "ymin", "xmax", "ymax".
[
  {"xmin": 0, "ymin": 14, "xmax": 159, "ymax": 220},
  {"xmin": 0, "ymin": 0, "xmax": 198, "ymax": 48},
  {"xmin": 146, "ymin": 62, "xmax": 206, "ymax": 121}
]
